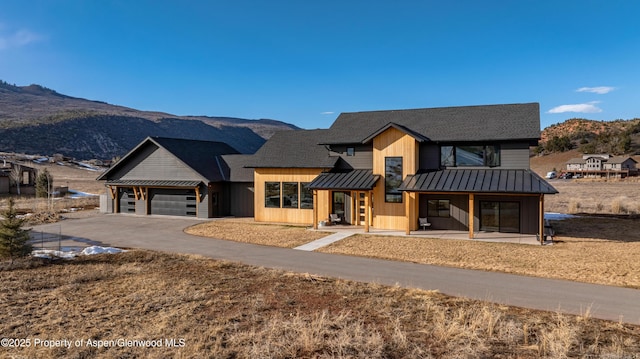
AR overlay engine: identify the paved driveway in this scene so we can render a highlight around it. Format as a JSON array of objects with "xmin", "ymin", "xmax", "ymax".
[{"xmin": 31, "ymin": 214, "xmax": 640, "ymax": 325}]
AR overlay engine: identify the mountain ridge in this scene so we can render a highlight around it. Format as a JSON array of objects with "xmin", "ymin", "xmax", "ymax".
[{"xmin": 0, "ymin": 81, "xmax": 298, "ymax": 159}]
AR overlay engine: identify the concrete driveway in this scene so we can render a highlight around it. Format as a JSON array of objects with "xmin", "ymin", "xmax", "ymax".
[{"xmin": 31, "ymin": 213, "xmax": 640, "ymax": 325}]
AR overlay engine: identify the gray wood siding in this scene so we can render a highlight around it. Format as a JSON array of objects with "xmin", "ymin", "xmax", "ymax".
[
  {"xmin": 328, "ymin": 145, "xmax": 373, "ymax": 170},
  {"xmin": 418, "ymin": 194, "xmax": 468, "ymax": 230},
  {"xmin": 499, "ymin": 142, "xmax": 531, "ymax": 169},
  {"xmin": 118, "ymin": 144, "xmax": 204, "ymax": 181},
  {"xmin": 418, "ymin": 142, "xmax": 531, "ymax": 170},
  {"xmin": 229, "ymin": 182, "xmax": 255, "ymax": 217},
  {"xmin": 419, "ymin": 193, "xmax": 540, "ymax": 234}
]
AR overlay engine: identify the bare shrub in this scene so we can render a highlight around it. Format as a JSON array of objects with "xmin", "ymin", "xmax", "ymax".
[
  {"xmin": 539, "ymin": 314, "xmax": 578, "ymax": 358},
  {"xmin": 611, "ymin": 196, "xmax": 630, "ymax": 214},
  {"xmin": 568, "ymin": 199, "xmax": 581, "ymax": 213}
]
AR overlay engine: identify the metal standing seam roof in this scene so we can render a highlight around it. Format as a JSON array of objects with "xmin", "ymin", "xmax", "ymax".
[
  {"xmin": 105, "ymin": 180, "xmax": 202, "ymax": 187},
  {"xmin": 307, "ymin": 169, "xmax": 380, "ymax": 190},
  {"xmin": 399, "ymin": 169, "xmax": 558, "ymax": 194}
]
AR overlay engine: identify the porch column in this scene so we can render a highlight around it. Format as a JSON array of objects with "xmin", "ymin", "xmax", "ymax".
[
  {"xmin": 364, "ymin": 190, "xmax": 370, "ymax": 233},
  {"xmin": 113, "ymin": 186, "xmax": 120, "ymax": 213},
  {"xmin": 539, "ymin": 194, "xmax": 544, "ymax": 245},
  {"xmin": 405, "ymin": 191, "xmax": 411, "ymax": 235},
  {"xmin": 351, "ymin": 191, "xmax": 357, "ymax": 225},
  {"xmin": 468, "ymin": 193, "xmax": 475, "ymax": 239},
  {"xmin": 313, "ymin": 190, "xmax": 318, "ymax": 230}
]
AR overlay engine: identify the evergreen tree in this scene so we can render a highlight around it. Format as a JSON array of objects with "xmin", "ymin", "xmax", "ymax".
[
  {"xmin": 36, "ymin": 168, "xmax": 53, "ymax": 198},
  {"xmin": 0, "ymin": 199, "xmax": 32, "ymax": 265}
]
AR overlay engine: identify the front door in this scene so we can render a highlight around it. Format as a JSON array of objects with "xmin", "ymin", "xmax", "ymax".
[{"xmin": 332, "ymin": 191, "xmax": 351, "ymax": 224}]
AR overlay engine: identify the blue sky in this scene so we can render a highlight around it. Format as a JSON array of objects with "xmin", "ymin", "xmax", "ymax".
[{"xmin": 1, "ymin": 1, "xmax": 639, "ymax": 130}]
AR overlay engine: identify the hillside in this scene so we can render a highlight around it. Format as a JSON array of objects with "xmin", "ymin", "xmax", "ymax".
[
  {"xmin": 539, "ymin": 117, "xmax": 640, "ymax": 155},
  {"xmin": 0, "ymin": 81, "xmax": 298, "ymax": 159}
]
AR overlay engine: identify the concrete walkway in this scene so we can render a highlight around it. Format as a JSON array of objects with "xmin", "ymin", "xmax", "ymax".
[
  {"xmin": 29, "ymin": 214, "xmax": 640, "ymax": 325},
  {"xmin": 294, "ymin": 232, "xmax": 353, "ymax": 251}
]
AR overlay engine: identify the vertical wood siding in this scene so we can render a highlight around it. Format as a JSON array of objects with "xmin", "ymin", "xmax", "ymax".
[
  {"xmin": 372, "ymin": 128, "xmax": 418, "ymax": 230},
  {"xmin": 254, "ymin": 168, "xmax": 325, "ymax": 224}
]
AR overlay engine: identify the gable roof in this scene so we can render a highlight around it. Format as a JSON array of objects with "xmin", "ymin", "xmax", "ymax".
[
  {"xmin": 245, "ymin": 129, "xmax": 338, "ymax": 169},
  {"xmin": 323, "ymin": 103, "xmax": 540, "ymax": 145},
  {"xmin": 97, "ymin": 137, "xmax": 239, "ymax": 182}
]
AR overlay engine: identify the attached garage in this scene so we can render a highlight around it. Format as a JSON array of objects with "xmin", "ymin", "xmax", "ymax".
[{"xmin": 149, "ymin": 188, "xmax": 198, "ymax": 216}]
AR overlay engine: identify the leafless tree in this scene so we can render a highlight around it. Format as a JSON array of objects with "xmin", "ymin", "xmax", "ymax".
[{"xmin": 9, "ymin": 163, "xmax": 23, "ymax": 195}]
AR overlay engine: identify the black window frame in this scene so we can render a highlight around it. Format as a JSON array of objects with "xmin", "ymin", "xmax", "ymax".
[
  {"xmin": 300, "ymin": 182, "xmax": 313, "ymax": 209},
  {"xmin": 264, "ymin": 182, "xmax": 281, "ymax": 208},
  {"xmin": 439, "ymin": 144, "xmax": 501, "ymax": 167},
  {"xmin": 427, "ymin": 199, "xmax": 451, "ymax": 218},
  {"xmin": 385, "ymin": 156, "xmax": 403, "ymax": 203},
  {"xmin": 282, "ymin": 182, "xmax": 298, "ymax": 208}
]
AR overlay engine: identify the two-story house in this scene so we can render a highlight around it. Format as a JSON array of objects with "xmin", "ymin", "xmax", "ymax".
[
  {"xmin": 566, "ymin": 154, "xmax": 637, "ymax": 178},
  {"xmin": 248, "ymin": 103, "xmax": 557, "ymax": 240}
]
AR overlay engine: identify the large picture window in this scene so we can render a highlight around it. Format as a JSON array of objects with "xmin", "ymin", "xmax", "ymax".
[
  {"xmin": 385, "ymin": 157, "xmax": 403, "ymax": 203},
  {"xmin": 265, "ymin": 182, "xmax": 280, "ymax": 208},
  {"xmin": 282, "ymin": 182, "xmax": 298, "ymax": 208},
  {"xmin": 440, "ymin": 145, "xmax": 500, "ymax": 167}
]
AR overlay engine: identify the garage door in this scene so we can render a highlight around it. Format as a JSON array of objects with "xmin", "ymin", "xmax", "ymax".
[
  {"xmin": 118, "ymin": 188, "xmax": 136, "ymax": 213},
  {"xmin": 149, "ymin": 188, "xmax": 197, "ymax": 216}
]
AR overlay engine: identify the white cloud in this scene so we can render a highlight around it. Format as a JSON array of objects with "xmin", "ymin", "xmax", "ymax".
[
  {"xmin": 320, "ymin": 111, "xmax": 334, "ymax": 115},
  {"xmin": 547, "ymin": 101, "xmax": 603, "ymax": 114},
  {"xmin": 576, "ymin": 86, "xmax": 615, "ymax": 94},
  {"xmin": 0, "ymin": 28, "xmax": 42, "ymax": 50}
]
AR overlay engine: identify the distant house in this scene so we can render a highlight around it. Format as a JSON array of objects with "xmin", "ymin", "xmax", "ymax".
[
  {"xmin": 566, "ymin": 154, "xmax": 637, "ymax": 178},
  {"xmin": 246, "ymin": 103, "xmax": 558, "ymax": 239},
  {"xmin": 97, "ymin": 137, "xmax": 253, "ymax": 218},
  {"xmin": 0, "ymin": 161, "xmax": 38, "ymax": 195}
]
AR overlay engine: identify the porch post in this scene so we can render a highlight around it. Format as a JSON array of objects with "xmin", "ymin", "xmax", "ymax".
[
  {"xmin": 364, "ymin": 190, "xmax": 370, "ymax": 233},
  {"xmin": 113, "ymin": 186, "xmax": 120, "ymax": 213},
  {"xmin": 351, "ymin": 191, "xmax": 357, "ymax": 225},
  {"xmin": 405, "ymin": 191, "xmax": 411, "ymax": 235},
  {"xmin": 468, "ymin": 193, "xmax": 475, "ymax": 239},
  {"xmin": 313, "ymin": 190, "xmax": 318, "ymax": 230},
  {"xmin": 539, "ymin": 194, "xmax": 544, "ymax": 245}
]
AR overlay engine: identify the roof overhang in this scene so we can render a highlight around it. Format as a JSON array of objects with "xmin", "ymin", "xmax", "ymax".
[
  {"xmin": 307, "ymin": 169, "xmax": 380, "ymax": 191},
  {"xmin": 399, "ymin": 169, "xmax": 558, "ymax": 194},
  {"xmin": 105, "ymin": 180, "xmax": 202, "ymax": 187}
]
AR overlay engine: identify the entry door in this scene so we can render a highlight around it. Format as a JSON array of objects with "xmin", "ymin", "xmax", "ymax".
[
  {"xmin": 480, "ymin": 201, "xmax": 520, "ymax": 233},
  {"xmin": 332, "ymin": 192, "xmax": 351, "ymax": 224}
]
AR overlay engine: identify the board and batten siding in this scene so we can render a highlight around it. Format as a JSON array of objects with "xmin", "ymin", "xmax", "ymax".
[
  {"xmin": 372, "ymin": 127, "xmax": 419, "ymax": 231},
  {"xmin": 229, "ymin": 182, "xmax": 255, "ymax": 217},
  {"xmin": 254, "ymin": 168, "xmax": 328, "ymax": 224},
  {"xmin": 116, "ymin": 143, "xmax": 204, "ymax": 182}
]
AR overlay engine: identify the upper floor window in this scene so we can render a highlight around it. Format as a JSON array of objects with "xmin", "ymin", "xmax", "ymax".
[
  {"xmin": 385, "ymin": 157, "xmax": 403, "ymax": 203},
  {"xmin": 440, "ymin": 145, "xmax": 500, "ymax": 167},
  {"xmin": 346, "ymin": 147, "xmax": 355, "ymax": 156}
]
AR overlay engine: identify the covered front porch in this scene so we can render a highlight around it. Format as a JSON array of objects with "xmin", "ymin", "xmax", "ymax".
[{"xmin": 399, "ymin": 169, "xmax": 559, "ymax": 244}]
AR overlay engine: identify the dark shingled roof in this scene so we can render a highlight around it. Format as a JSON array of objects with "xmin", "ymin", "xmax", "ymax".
[
  {"xmin": 324, "ymin": 103, "xmax": 541, "ymax": 145},
  {"xmin": 245, "ymin": 129, "xmax": 338, "ymax": 168},
  {"xmin": 220, "ymin": 154, "xmax": 255, "ymax": 182},
  {"xmin": 307, "ymin": 169, "xmax": 380, "ymax": 190},
  {"xmin": 399, "ymin": 169, "xmax": 558, "ymax": 194},
  {"xmin": 97, "ymin": 137, "xmax": 239, "ymax": 182}
]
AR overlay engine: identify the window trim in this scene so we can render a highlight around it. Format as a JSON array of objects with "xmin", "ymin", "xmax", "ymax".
[
  {"xmin": 282, "ymin": 182, "xmax": 299, "ymax": 208},
  {"xmin": 427, "ymin": 199, "xmax": 450, "ymax": 218},
  {"xmin": 439, "ymin": 144, "xmax": 501, "ymax": 168},
  {"xmin": 385, "ymin": 156, "xmax": 403, "ymax": 203},
  {"xmin": 264, "ymin": 181, "xmax": 281, "ymax": 208}
]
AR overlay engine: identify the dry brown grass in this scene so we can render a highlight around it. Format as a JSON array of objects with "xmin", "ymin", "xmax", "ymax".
[
  {"xmin": 185, "ymin": 218, "xmax": 330, "ymax": 248},
  {"xmin": 545, "ymin": 179, "xmax": 640, "ymax": 215},
  {"xmin": 2, "ymin": 251, "xmax": 638, "ymax": 358}
]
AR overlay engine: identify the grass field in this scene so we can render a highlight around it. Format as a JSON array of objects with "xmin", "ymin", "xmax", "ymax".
[
  {"xmin": 3, "ymin": 157, "xmax": 640, "ymax": 357},
  {"xmin": 2, "ymin": 251, "xmax": 639, "ymax": 359}
]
